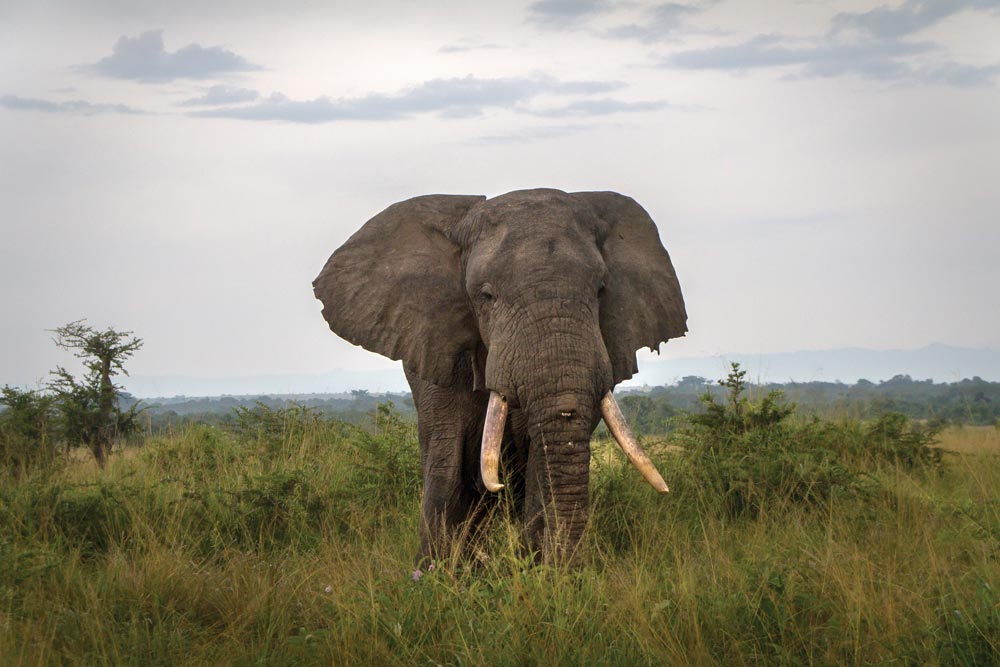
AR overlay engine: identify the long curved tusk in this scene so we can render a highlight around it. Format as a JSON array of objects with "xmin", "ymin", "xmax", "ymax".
[
  {"xmin": 481, "ymin": 391, "xmax": 508, "ymax": 492},
  {"xmin": 600, "ymin": 391, "xmax": 670, "ymax": 493}
]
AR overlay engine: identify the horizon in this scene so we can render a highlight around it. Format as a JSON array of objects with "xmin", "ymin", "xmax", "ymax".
[
  {"xmin": 2, "ymin": 1, "xmax": 998, "ymax": 391},
  {"xmin": 115, "ymin": 341, "xmax": 1000, "ymax": 398}
]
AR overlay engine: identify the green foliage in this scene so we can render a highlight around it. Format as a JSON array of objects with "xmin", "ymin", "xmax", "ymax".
[
  {"xmin": 617, "ymin": 394, "xmax": 678, "ymax": 435},
  {"xmin": 229, "ymin": 400, "xmax": 326, "ymax": 456},
  {"xmin": 859, "ymin": 412, "xmax": 944, "ymax": 469},
  {"xmin": 229, "ymin": 469, "xmax": 329, "ymax": 550},
  {"xmin": 676, "ymin": 364, "xmax": 858, "ymax": 518},
  {"xmin": 935, "ymin": 579, "xmax": 1000, "ymax": 666},
  {"xmin": 673, "ymin": 364, "xmax": 945, "ymax": 520},
  {"xmin": 2, "ymin": 367, "xmax": 998, "ymax": 665},
  {"xmin": 690, "ymin": 363, "xmax": 796, "ymax": 436},
  {"xmin": 0, "ymin": 386, "xmax": 59, "ymax": 475},
  {"xmin": 338, "ymin": 401, "xmax": 420, "ymax": 510},
  {"xmin": 46, "ymin": 320, "xmax": 144, "ymax": 464}
]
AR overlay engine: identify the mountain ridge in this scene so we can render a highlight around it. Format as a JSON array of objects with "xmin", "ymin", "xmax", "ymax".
[{"xmin": 123, "ymin": 343, "xmax": 1000, "ymax": 398}]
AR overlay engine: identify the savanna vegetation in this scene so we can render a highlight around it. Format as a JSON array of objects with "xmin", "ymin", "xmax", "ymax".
[
  {"xmin": 1, "ymin": 364, "xmax": 998, "ymax": 665},
  {"xmin": 132, "ymin": 372, "xmax": 1000, "ymax": 435}
]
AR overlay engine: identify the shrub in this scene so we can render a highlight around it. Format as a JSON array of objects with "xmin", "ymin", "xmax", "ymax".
[
  {"xmin": 0, "ymin": 386, "xmax": 59, "ymax": 476},
  {"xmin": 674, "ymin": 364, "xmax": 862, "ymax": 518},
  {"xmin": 857, "ymin": 412, "xmax": 943, "ymax": 470},
  {"xmin": 337, "ymin": 402, "xmax": 421, "ymax": 511},
  {"xmin": 228, "ymin": 401, "xmax": 325, "ymax": 456},
  {"xmin": 142, "ymin": 423, "xmax": 243, "ymax": 481},
  {"xmin": 228, "ymin": 469, "xmax": 328, "ymax": 550}
]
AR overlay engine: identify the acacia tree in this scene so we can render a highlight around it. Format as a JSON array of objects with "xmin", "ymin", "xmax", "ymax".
[{"xmin": 47, "ymin": 320, "xmax": 143, "ymax": 466}]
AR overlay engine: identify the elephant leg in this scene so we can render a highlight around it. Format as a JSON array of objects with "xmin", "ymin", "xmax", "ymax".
[{"xmin": 406, "ymin": 365, "xmax": 488, "ymax": 567}]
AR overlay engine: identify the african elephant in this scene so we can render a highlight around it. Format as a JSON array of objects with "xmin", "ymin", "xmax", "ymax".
[{"xmin": 313, "ymin": 188, "xmax": 686, "ymax": 565}]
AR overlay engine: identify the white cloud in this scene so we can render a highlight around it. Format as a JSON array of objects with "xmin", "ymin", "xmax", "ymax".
[
  {"xmin": 191, "ymin": 75, "xmax": 633, "ymax": 123},
  {"xmin": 0, "ymin": 94, "xmax": 145, "ymax": 115},
  {"xmin": 177, "ymin": 85, "xmax": 259, "ymax": 106},
  {"xmin": 91, "ymin": 30, "xmax": 260, "ymax": 82}
]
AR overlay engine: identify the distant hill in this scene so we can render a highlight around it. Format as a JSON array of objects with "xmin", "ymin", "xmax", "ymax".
[
  {"xmin": 126, "ymin": 344, "xmax": 1000, "ymax": 399},
  {"xmin": 127, "ymin": 367, "xmax": 410, "ymax": 398},
  {"xmin": 620, "ymin": 343, "xmax": 1000, "ymax": 388}
]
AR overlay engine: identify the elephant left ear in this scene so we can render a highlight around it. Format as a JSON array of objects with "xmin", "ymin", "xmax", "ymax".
[{"xmin": 575, "ymin": 191, "xmax": 688, "ymax": 385}]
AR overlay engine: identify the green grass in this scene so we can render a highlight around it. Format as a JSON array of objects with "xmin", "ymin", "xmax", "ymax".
[{"xmin": 1, "ymin": 406, "xmax": 998, "ymax": 666}]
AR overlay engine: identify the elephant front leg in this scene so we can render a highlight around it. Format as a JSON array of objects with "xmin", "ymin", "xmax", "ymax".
[{"xmin": 417, "ymin": 436, "xmax": 476, "ymax": 566}]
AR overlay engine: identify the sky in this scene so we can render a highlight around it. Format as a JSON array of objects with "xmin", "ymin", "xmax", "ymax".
[{"xmin": 1, "ymin": 0, "xmax": 999, "ymax": 395}]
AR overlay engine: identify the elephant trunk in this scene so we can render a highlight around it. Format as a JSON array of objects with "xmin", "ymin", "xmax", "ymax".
[
  {"xmin": 480, "ymin": 390, "xmax": 669, "ymax": 495},
  {"xmin": 523, "ymin": 394, "xmax": 594, "ymax": 565}
]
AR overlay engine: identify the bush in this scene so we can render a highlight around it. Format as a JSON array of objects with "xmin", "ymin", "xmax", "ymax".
[
  {"xmin": 228, "ymin": 401, "xmax": 325, "ymax": 456},
  {"xmin": 0, "ymin": 386, "xmax": 59, "ymax": 476},
  {"xmin": 857, "ymin": 412, "xmax": 943, "ymax": 470},
  {"xmin": 228, "ymin": 469, "xmax": 329, "ymax": 550},
  {"xmin": 142, "ymin": 423, "xmax": 243, "ymax": 482},
  {"xmin": 337, "ymin": 402, "xmax": 421, "ymax": 511},
  {"xmin": 675, "ymin": 364, "xmax": 862, "ymax": 518}
]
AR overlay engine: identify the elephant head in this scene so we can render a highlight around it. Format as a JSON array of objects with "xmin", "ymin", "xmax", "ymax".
[{"xmin": 313, "ymin": 188, "xmax": 686, "ymax": 563}]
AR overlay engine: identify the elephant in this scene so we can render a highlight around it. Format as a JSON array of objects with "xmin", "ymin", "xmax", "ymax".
[{"xmin": 313, "ymin": 188, "xmax": 687, "ymax": 566}]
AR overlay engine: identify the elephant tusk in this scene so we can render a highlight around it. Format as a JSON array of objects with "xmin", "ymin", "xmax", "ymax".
[
  {"xmin": 481, "ymin": 391, "xmax": 508, "ymax": 492},
  {"xmin": 600, "ymin": 391, "xmax": 670, "ymax": 493}
]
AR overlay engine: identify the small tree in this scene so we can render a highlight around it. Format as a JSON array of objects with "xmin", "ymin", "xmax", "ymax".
[{"xmin": 47, "ymin": 320, "xmax": 144, "ymax": 466}]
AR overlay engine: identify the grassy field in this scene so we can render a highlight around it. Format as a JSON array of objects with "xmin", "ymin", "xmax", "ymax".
[{"xmin": 1, "ymin": 405, "xmax": 998, "ymax": 666}]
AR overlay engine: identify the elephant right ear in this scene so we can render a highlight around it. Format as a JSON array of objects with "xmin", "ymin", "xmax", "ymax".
[{"xmin": 313, "ymin": 195, "xmax": 485, "ymax": 387}]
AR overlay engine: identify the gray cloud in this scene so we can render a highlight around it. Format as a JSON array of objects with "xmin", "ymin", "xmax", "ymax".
[
  {"xmin": 92, "ymin": 30, "xmax": 260, "ymax": 82},
  {"xmin": 0, "ymin": 94, "xmax": 145, "ymax": 115},
  {"xmin": 831, "ymin": 0, "xmax": 1000, "ymax": 39},
  {"xmin": 603, "ymin": 2, "xmax": 702, "ymax": 43},
  {"xmin": 665, "ymin": 32, "xmax": 1000, "ymax": 86},
  {"xmin": 668, "ymin": 34, "xmax": 931, "ymax": 73},
  {"xmin": 178, "ymin": 85, "xmax": 259, "ymax": 106},
  {"xmin": 529, "ymin": 98, "xmax": 671, "ymax": 116},
  {"xmin": 917, "ymin": 61, "xmax": 1000, "ymax": 87},
  {"xmin": 438, "ymin": 40, "xmax": 505, "ymax": 54},
  {"xmin": 192, "ymin": 75, "xmax": 628, "ymax": 123},
  {"xmin": 659, "ymin": 1, "xmax": 1000, "ymax": 87},
  {"xmin": 526, "ymin": 0, "xmax": 610, "ymax": 28},
  {"xmin": 477, "ymin": 124, "xmax": 592, "ymax": 143}
]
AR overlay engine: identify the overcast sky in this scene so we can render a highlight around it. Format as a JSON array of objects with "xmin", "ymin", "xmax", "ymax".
[{"xmin": 2, "ymin": 0, "xmax": 999, "ymax": 393}]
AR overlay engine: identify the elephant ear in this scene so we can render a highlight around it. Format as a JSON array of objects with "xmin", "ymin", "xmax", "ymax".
[
  {"xmin": 576, "ymin": 191, "xmax": 688, "ymax": 385},
  {"xmin": 313, "ymin": 194, "xmax": 485, "ymax": 387}
]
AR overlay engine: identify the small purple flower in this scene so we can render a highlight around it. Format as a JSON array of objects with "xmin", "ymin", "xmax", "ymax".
[
  {"xmin": 427, "ymin": 562, "xmax": 436, "ymax": 572},
  {"xmin": 324, "ymin": 585, "xmax": 333, "ymax": 594},
  {"xmin": 412, "ymin": 569, "xmax": 423, "ymax": 582}
]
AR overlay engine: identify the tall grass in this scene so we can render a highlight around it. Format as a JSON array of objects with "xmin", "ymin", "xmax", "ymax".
[{"xmin": 1, "ymin": 403, "xmax": 998, "ymax": 665}]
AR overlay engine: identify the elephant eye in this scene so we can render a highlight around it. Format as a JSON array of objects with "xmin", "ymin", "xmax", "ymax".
[{"xmin": 478, "ymin": 285, "xmax": 494, "ymax": 303}]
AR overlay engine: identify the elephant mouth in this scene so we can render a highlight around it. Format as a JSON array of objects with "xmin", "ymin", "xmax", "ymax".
[{"xmin": 480, "ymin": 389, "xmax": 669, "ymax": 494}]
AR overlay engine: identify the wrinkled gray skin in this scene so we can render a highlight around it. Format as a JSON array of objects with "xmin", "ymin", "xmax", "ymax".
[{"xmin": 313, "ymin": 189, "xmax": 686, "ymax": 565}]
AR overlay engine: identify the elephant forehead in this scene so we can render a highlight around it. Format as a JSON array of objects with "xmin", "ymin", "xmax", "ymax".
[{"xmin": 467, "ymin": 223, "xmax": 606, "ymax": 283}]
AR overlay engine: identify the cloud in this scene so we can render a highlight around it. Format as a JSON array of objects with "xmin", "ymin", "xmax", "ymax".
[
  {"xmin": 91, "ymin": 30, "xmax": 260, "ymax": 82},
  {"xmin": 0, "ymin": 94, "xmax": 145, "ymax": 115},
  {"xmin": 664, "ymin": 32, "xmax": 1000, "ymax": 86},
  {"xmin": 653, "ymin": 1, "xmax": 1000, "ymax": 87},
  {"xmin": 830, "ymin": 0, "xmax": 1000, "ymax": 39},
  {"xmin": 526, "ymin": 0, "xmax": 610, "ymax": 28},
  {"xmin": 528, "ymin": 98, "xmax": 672, "ymax": 116},
  {"xmin": 438, "ymin": 40, "xmax": 504, "ymax": 54},
  {"xmin": 191, "ymin": 75, "xmax": 628, "ymax": 123},
  {"xmin": 477, "ymin": 124, "xmax": 592, "ymax": 143},
  {"xmin": 602, "ymin": 2, "xmax": 703, "ymax": 43},
  {"xmin": 668, "ymin": 34, "xmax": 931, "ymax": 77},
  {"xmin": 917, "ymin": 61, "xmax": 1000, "ymax": 87},
  {"xmin": 177, "ymin": 85, "xmax": 259, "ymax": 106}
]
